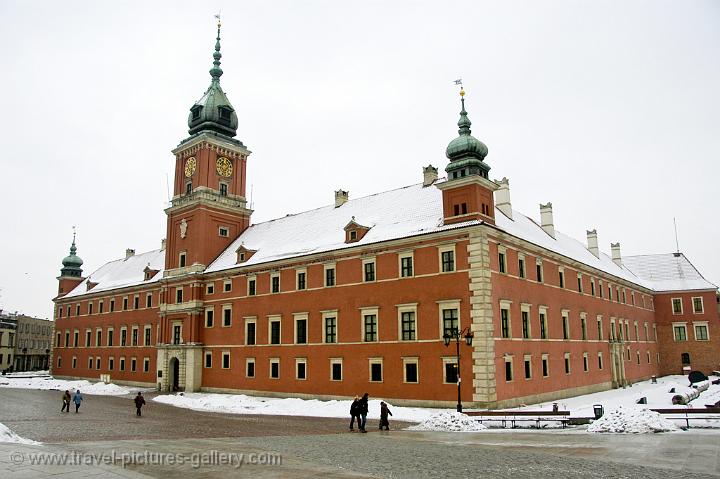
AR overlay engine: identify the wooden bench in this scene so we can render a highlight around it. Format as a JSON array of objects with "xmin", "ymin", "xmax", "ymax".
[
  {"xmin": 651, "ymin": 408, "xmax": 720, "ymax": 429},
  {"xmin": 465, "ymin": 410, "xmax": 571, "ymax": 429}
]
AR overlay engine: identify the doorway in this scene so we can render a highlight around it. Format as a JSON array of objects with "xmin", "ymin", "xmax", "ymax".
[{"xmin": 169, "ymin": 357, "xmax": 180, "ymax": 391}]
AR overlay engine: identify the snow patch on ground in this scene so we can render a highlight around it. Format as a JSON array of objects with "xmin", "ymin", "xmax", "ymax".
[
  {"xmin": 587, "ymin": 406, "xmax": 679, "ymax": 434},
  {"xmin": 153, "ymin": 393, "xmax": 436, "ymax": 422},
  {"xmin": 0, "ymin": 376, "xmax": 135, "ymax": 395},
  {"xmin": 0, "ymin": 422, "xmax": 40, "ymax": 445},
  {"xmin": 407, "ymin": 412, "xmax": 488, "ymax": 432}
]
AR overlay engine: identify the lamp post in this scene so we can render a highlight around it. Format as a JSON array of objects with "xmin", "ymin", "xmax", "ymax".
[{"xmin": 443, "ymin": 326, "xmax": 474, "ymax": 412}]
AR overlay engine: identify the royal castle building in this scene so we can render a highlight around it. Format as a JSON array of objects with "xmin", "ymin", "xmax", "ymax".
[{"xmin": 51, "ymin": 23, "xmax": 719, "ymax": 408}]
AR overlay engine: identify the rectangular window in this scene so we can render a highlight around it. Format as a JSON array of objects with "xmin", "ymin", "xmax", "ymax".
[
  {"xmin": 498, "ymin": 250, "xmax": 506, "ymax": 273},
  {"xmin": 296, "ymin": 359, "xmax": 307, "ymax": 380},
  {"xmin": 179, "ymin": 252, "xmax": 186, "ymax": 268},
  {"xmin": 583, "ymin": 353, "xmax": 589, "ymax": 372},
  {"xmin": 591, "ymin": 279, "xmax": 596, "ymax": 296},
  {"xmin": 221, "ymin": 280, "xmax": 231, "ymax": 292},
  {"xmin": 144, "ymin": 327, "xmax": 151, "ymax": 346},
  {"xmin": 85, "ymin": 330, "xmax": 91, "ymax": 347},
  {"xmin": 331, "ymin": 360, "xmax": 342, "ymax": 381},
  {"xmin": 616, "ymin": 288, "xmax": 620, "ymax": 302},
  {"xmin": 223, "ymin": 306, "xmax": 232, "ymax": 327},
  {"xmin": 400, "ymin": 255, "xmax": 413, "ymax": 278},
  {"xmin": 524, "ymin": 357, "xmax": 532, "ymax": 379},
  {"xmin": 222, "ymin": 351, "xmax": 230, "ymax": 369},
  {"xmin": 364, "ymin": 314, "xmax": 378, "ymax": 342},
  {"xmin": 370, "ymin": 360, "xmax": 383, "ymax": 382},
  {"xmin": 205, "ymin": 308, "xmax": 214, "ymax": 328},
  {"xmin": 176, "ymin": 288, "xmax": 183, "ymax": 304},
  {"xmin": 441, "ymin": 250, "xmax": 455, "ymax": 273},
  {"xmin": 248, "ymin": 278, "xmax": 256, "ymax": 296},
  {"xmin": 95, "ymin": 329, "xmax": 102, "ymax": 347},
  {"xmin": 270, "ymin": 359, "xmax": 280, "ymax": 379},
  {"xmin": 100, "ymin": 300, "xmax": 105, "ymax": 313},
  {"xmin": 133, "ymin": 296, "xmax": 139, "ymax": 310},
  {"xmin": 245, "ymin": 319, "xmax": 256, "ymax": 345},
  {"xmin": 270, "ymin": 319, "xmax": 281, "ymax": 344},
  {"xmin": 173, "ymin": 324, "xmax": 181, "ymax": 345},
  {"xmin": 219, "ymin": 183, "xmax": 228, "ymax": 196},
  {"xmin": 504, "ymin": 358, "xmax": 513, "ymax": 382},
  {"xmin": 564, "ymin": 354, "xmax": 571, "ymax": 374},
  {"xmin": 598, "ymin": 352, "xmax": 604, "ymax": 370},
  {"xmin": 143, "ymin": 357, "xmax": 150, "ymax": 372},
  {"xmin": 581, "ymin": 316, "xmax": 587, "ymax": 341},
  {"xmin": 119, "ymin": 357, "xmax": 125, "ymax": 371},
  {"xmin": 295, "ymin": 317, "xmax": 307, "ymax": 344},
  {"xmin": 324, "ymin": 316, "xmax": 337, "ymax": 343},
  {"xmin": 501, "ymin": 307, "xmax": 510, "ymax": 339},
  {"xmin": 88, "ymin": 302, "xmax": 94, "ymax": 315},
  {"xmin": 246, "ymin": 358, "xmax": 255, "ymax": 378},
  {"xmin": 404, "ymin": 359, "xmax": 418, "ymax": 383},
  {"xmin": 693, "ymin": 297, "xmax": 704, "ymax": 314},
  {"xmin": 536, "ymin": 260, "xmax": 543, "ymax": 283},
  {"xmin": 146, "ymin": 293, "xmax": 152, "ymax": 308},
  {"xmin": 521, "ymin": 310, "xmax": 530, "ymax": 339},
  {"xmin": 271, "ymin": 274, "xmax": 280, "ymax": 293},
  {"xmin": 443, "ymin": 308, "xmax": 459, "ymax": 337},
  {"xmin": 364, "ymin": 261, "xmax": 375, "ymax": 282},
  {"xmin": 695, "ymin": 324, "xmax": 709, "ymax": 341},
  {"xmin": 325, "ymin": 267, "xmax": 335, "ymax": 287},
  {"xmin": 205, "ymin": 352, "xmax": 212, "ymax": 368},
  {"xmin": 599, "ymin": 281, "xmax": 604, "ymax": 299},
  {"xmin": 131, "ymin": 328, "xmax": 138, "ymax": 346},
  {"xmin": 401, "ymin": 311, "xmax": 416, "ymax": 341},
  {"xmin": 558, "ymin": 269, "xmax": 565, "ymax": 288},
  {"xmin": 562, "ymin": 312, "xmax": 570, "ymax": 340},
  {"xmin": 542, "ymin": 355, "xmax": 549, "ymax": 377},
  {"xmin": 123, "ymin": 297, "xmax": 128, "ymax": 310},
  {"xmin": 219, "ymin": 226, "xmax": 229, "ymax": 237},
  {"xmin": 107, "ymin": 329, "xmax": 114, "ymax": 347},
  {"xmin": 622, "ymin": 290, "xmax": 627, "ymax": 304},
  {"xmin": 110, "ymin": 299, "xmax": 115, "ymax": 312},
  {"xmin": 577, "ymin": 275, "xmax": 583, "ymax": 293},
  {"xmin": 518, "ymin": 255, "xmax": 526, "ymax": 279},
  {"xmin": 539, "ymin": 310, "xmax": 547, "ymax": 340},
  {"xmin": 108, "ymin": 357, "xmax": 114, "ymax": 370},
  {"xmin": 130, "ymin": 358, "xmax": 137, "ymax": 372},
  {"xmin": 297, "ymin": 271, "xmax": 306, "ymax": 290},
  {"xmin": 634, "ymin": 322, "xmax": 639, "ymax": 341},
  {"xmin": 597, "ymin": 317, "xmax": 603, "ymax": 340},
  {"xmin": 88, "ymin": 357, "xmax": 94, "ymax": 369},
  {"xmin": 206, "ymin": 284, "xmax": 214, "ymax": 295}
]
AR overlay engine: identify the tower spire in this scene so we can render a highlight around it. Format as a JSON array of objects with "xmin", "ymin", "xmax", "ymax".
[
  {"xmin": 457, "ymin": 86, "xmax": 471, "ymax": 135},
  {"xmin": 209, "ymin": 14, "xmax": 223, "ymax": 81},
  {"xmin": 60, "ymin": 227, "xmax": 83, "ymax": 278}
]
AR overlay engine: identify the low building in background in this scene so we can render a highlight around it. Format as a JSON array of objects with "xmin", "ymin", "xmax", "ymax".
[{"xmin": 0, "ymin": 313, "xmax": 17, "ymax": 372}]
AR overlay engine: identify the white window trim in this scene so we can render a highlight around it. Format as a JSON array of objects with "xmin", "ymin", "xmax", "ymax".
[
  {"xmin": 204, "ymin": 351, "xmax": 212, "ymax": 368},
  {"xmin": 541, "ymin": 353, "xmax": 549, "ymax": 377},
  {"xmin": 270, "ymin": 272, "xmax": 281, "ymax": 293},
  {"xmin": 402, "ymin": 356, "xmax": 419, "ymax": 383},
  {"xmin": 362, "ymin": 257, "xmax": 376, "ymax": 282},
  {"xmin": 564, "ymin": 352, "xmax": 571, "ymax": 374},
  {"xmin": 438, "ymin": 244, "xmax": 456, "ymax": 273},
  {"xmin": 221, "ymin": 350, "xmax": 230, "ymax": 369},
  {"xmin": 598, "ymin": 351, "xmax": 604, "ymax": 370},
  {"xmin": 359, "ymin": 306, "xmax": 379, "ymax": 342},
  {"xmin": 205, "ymin": 306, "xmax": 215, "ymax": 328},
  {"xmin": 222, "ymin": 304, "xmax": 232, "ymax": 327},
  {"xmin": 398, "ymin": 251, "xmax": 414, "ymax": 278},
  {"xmin": 223, "ymin": 279, "xmax": 232, "ymax": 293},
  {"xmin": 269, "ymin": 358, "xmax": 280, "ymax": 379},
  {"xmin": 295, "ymin": 357, "xmax": 307, "ymax": 380},
  {"xmin": 437, "ymin": 299, "xmax": 461, "ymax": 339},
  {"xmin": 693, "ymin": 321, "xmax": 709, "ymax": 341},
  {"xmin": 206, "ymin": 283, "xmax": 215, "ymax": 295},
  {"xmin": 503, "ymin": 354, "xmax": 514, "ymax": 382},
  {"xmin": 323, "ymin": 262, "xmax": 337, "ymax": 287},
  {"xmin": 321, "ymin": 310, "xmax": 338, "ymax": 344},
  {"xmin": 561, "ymin": 309, "xmax": 570, "ymax": 340},
  {"xmin": 244, "ymin": 316, "xmax": 257, "ymax": 345},
  {"xmin": 245, "ymin": 357, "xmax": 255, "ymax": 378},
  {"xmin": 523, "ymin": 354, "xmax": 532, "ymax": 380},
  {"xmin": 143, "ymin": 325, "xmax": 151, "ymax": 346},
  {"xmin": 500, "ymin": 299, "xmax": 513, "ymax": 338},
  {"xmin": 671, "ymin": 297, "xmax": 683, "ymax": 315},
  {"xmin": 396, "ymin": 303, "xmax": 418, "ymax": 342},
  {"xmin": 538, "ymin": 305, "xmax": 549, "ymax": 340},
  {"xmin": 497, "ymin": 245, "xmax": 507, "ymax": 274},
  {"xmin": 330, "ymin": 358, "xmax": 343, "ymax": 381},
  {"xmin": 247, "ymin": 275, "xmax": 257, "ymax": 295},
  {"xmin": 296, "ymin": 268, "xmax": 307, "ymax": 290},
  {"xmin": 672, "ymin": 322, "xmax": 688, "ymax": 342},
  {"xmin": 517, "ymin": 252, "xmax": 526, "ymax": 279},
  {"xmin": 268, "ymin": 315, "xmax": 282, "ymax": 345},
  {"xmin": 368, "ymin": 357, "xmax": 384, "ymax": 383},
  {"xmin": 596, "ymin": 315, "xmax": 603, "ymax": 341},
  {"xmin": 692, "ymin": 296, "xmax": 705, "ymax": 314},
  {"xmin": 218, "ymin": 225, "xmax": 230, "ymax": 237},
  {"xmin": 580, "ymin": 312, "xmax": 588, "ymax": 340},
  {"xmin": 583, "ymin": 352, "xmax": 589, "ymax": 372},
  {"xmin": 520, "ymin": 303, "xmax": 532, "ymax": 339},
  {"xmin": 293, "ymin": 312, "xmax": 309, "ymax": 344}
]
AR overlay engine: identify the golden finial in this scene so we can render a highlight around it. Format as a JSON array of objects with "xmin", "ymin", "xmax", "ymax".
[
  {"xmin": 215, "ymin": 12, "xmax": 221, "ymax": 28},
  {"xmin": 460, "ymin": 87, "xmax": 465, "ymax": 97}
]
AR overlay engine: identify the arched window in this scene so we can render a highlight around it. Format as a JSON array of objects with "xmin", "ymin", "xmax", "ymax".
[
  {"xmin": 681, "ymin": 353, "xmax": 690, "ymax": 365},
  {"xmin": 185, "ymin": 181, "xmax": 192, "ymax": 195}
]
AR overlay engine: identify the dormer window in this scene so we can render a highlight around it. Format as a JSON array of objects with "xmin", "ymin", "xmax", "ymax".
[
  {"xmin": 143, "ymin": 266, "xmax": 159, "ymax": 281},
  {"xmin": 218, "ymin": 106, "xmax": 233, "ymax": 125},
  {"xmin": 191, "ymin": 105, "xmax": 202, "ymax": 121},
  {"xmin": 235, "ymin": 245, "xmax": 257, "ymax": 264},
  {"xmin": 349, "ymin": 230, "xmax": 357, "ymax": 241},
  {"xmin": 344, "ymin": 217, "xmax": 371, "ymax": 243}
]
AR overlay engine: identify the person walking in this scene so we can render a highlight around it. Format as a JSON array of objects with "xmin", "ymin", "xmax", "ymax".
[
  {"xmin": 134, "ymin": 392, "xmax": 146, "ymax": 417},
  {"xmin": 73, "ymin": 389, "xmax": 83, "ymax": 413},
  {"xmin": 358, "ymin": 392, "xmax": 369, "ymax": 433},
  {"xmin": 379, "ymin": 401, "xmax": 392, "ymax": 430},
  {"xmin": 61, "ymin": 390, "xmax": 71, "ymax": 413},
  {"xmin": 349, "ymin": 396, "xmax": 360, "ymax": 431}
]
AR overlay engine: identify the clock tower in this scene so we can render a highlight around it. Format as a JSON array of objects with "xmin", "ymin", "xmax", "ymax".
[{"xmin": 164, "ymin": 19, "xmax": 253, "ymax": 272}]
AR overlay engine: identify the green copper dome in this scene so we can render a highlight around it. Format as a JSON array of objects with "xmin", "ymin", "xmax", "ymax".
[
  {"xmin": 187, "ymin": 21, "xmax": 239, "ymax": 138},
  {"xmin": 61, "ymin": 235, "xmax": 83, "ymax": 278},
  {"xmin": 445, "ymin": 89, "xmax": 491, "ymax": 180}
]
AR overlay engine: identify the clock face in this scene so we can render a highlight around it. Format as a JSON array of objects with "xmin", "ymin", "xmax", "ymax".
[
  {"xmin": 184, "ymin": 157, "xmax": 196, "ymax": 177},
  {"xmin": 216, "ymin": 157, "xmax": 233, "ymax": 177}
]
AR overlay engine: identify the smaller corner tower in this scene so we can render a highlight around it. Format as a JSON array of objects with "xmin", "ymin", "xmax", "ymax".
[
  {"xmin": 436, "ymin": 86, "xmax": 498, "ymax": 225},
  {"xmin": 56, "ymin": 230, "xmax": 84, "ymax": 297},
  {"xmin": 165, "ymin": 17, "xmax": 253, "ymax": 272}
]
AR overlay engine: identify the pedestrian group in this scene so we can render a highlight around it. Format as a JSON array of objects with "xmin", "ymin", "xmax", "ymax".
[{"xmin": 349, "ymin": 392, "xmax": 392, "ymax": 433}]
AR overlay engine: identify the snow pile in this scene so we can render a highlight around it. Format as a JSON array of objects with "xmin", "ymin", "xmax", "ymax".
[
  {"xmin": 153, "ymin": 393, "xmax": 436, "ymax": 422},
  {"xmin": 0, "ymin": 376, "xmax": 134, "ymax": 396},
  {"xmin": 0, "ymin": 422, "xmax": 40, "ymax": 445},
  {"xmin": 407, "ymin": 412, "xmax": 487, "ymax": 432},
  {"xmin": 588, "ymin": 406, "xmax": 679, "ymax": 434}
]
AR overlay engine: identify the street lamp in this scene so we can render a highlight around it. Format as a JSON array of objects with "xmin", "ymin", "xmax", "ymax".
[{"xmin": 442, "ymin": 327, "xmax": 474, "ymax": 412}]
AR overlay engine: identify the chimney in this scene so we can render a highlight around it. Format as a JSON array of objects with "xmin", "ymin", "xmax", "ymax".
[
  {"xmin": 539, "ymin": 202, "xmax": 555, "ymax": 238},
  {"xmin": 422, "ymin": 165, "xmax": 438, "ymax": 187},
  {"xmin": 161, "ymin": 238, "xmax": 166, "ymax": 250},
  {"xmin": 494, "ymin": 177, "xmax": 513, "ymax": 219},
  {"xmin": 334, "ymin": 189, "xmax": 349, "ymax": 208},
  {"xmin": 611, "ymin": 242, "xmax": 622, "ymax": 266},
  {"xmin": 125, "ymin": 248, "xmax": 135, "ymax": 259},
  {"xmin": 586, "ymin": 229, "xmax": 599, "ymax": 258}
]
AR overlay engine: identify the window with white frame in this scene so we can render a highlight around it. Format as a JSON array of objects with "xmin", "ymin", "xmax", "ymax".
[
  {"xmin": 294, "ymin": 313, "xmax": 308, "ymax": 344},
  {"xmin": 269, "ymin": 358, "xmax": 280, "ymax": 379},
  {"xmin": 247, "ymin": 276, "xmax": 256, "ymax": 296},
  {"xmin": 296, "ymin": 269, "xmax": 307, "ymax": 290},
  {"xmin": 397, "ymin": 304, "xmax": 417, "ymax": 341},
  {"xmin": 361, "ymin": 307, "xmax": 378, "ymax": 342},
  {"xmin": 524, "ymin": 355, "xmax": 532, "ymax": 379},
  {"xmin": 536, "ymin": 258, "xmax": 543, "ymax": 283},
  {"xmin": 672, "ymin": 298, "xmax": 683, "ymax": 314},
  {"xmin": 564, "ymin": 353, "xmax": 571, "ymax": 374},
  {"xmin": 504, "ymin": 355, "xmax": 513, "ymax": 382},
  {"xmin": 223, "ymin": 279, "xmax": 232, "ymax": 293},
  {"xmin": 222, "ymin": 305, "xmax": 232, "ymax": 327},
  {"xmin": 439, "ymin": 245, "xmax": 455, "ymax": 273},
  {"xmin": 500, "ymin": 300, "xmax": 512, "ymax": 338},
  {"xmin": 518, "ymin": 253, "xmax": 526, "ymax": 279},
  {"xmin": 330, "ymin": 358, "xmax": 342, "ymax": 381},
  {"xmin": 399, "ymin": 252, "xmax": 414, "ymax": 278},
  {"xmin": 673, "ymin": 323, "xmax": 687, "ymax": 341},
  {"xmin": 222, "ymin": 351, "xmax": 230, "ymax": 369},
  {"xmin": 558, "ymin": 267, "xmax": 565, "ymax": 288},
  {"xmin": 580, "ymin": 313, "xmax": 587, "ymax": 340},
  {"xmin": 246, "ymin": 358, "xmax": 255, "ymax": 378},
  {"xmin": 597, "ymin": 315, "xmax": 603, "ymax": 341},
  {"xmin": 245, "ymin": 317, "xmax": 256, "ymax": 345},
  {"xmin": 363, "ymin": 258, "xmax": 376, "ymax": 282},
  {"xmin": 269, "ymin": 316, "xmax": 281, "ymax": 344},
  {"xmin": 692, "ymin": 297, "xmax": 704, "ymax": 314},
  {"xmin": 598, "ymin": 352, "xmax": 604, "ymax": 370},
  {"xmin": 583, "ymin": 352, "xmax": 589, "ymax": 372},
  {"xmin": 271, "ymin": 273, "xmax": 280, "ymax": 293},
  {"xmin": 438, "ymin": 300, "xmax": 461, "ymax": 338},
  {"xmin": 324, "ymin": 263, "xmax": 336, "ymax": 287},
  {"xmin": 541, "ymin": 354, "xmax": 549, "ymax": 377},
  {"xmin": 498, "ymin": 246, "xmax": 507, "ymax": 274},
  {"xmin": 562, "ymin": 310, "xmax": 570, "ymax": 340},
  {"xmin": 205, "ymin": 307, "xmax": 214, "ymax": 328},
  {"xmin": 204, "ymin": 351, "xmax": 212, "ymax": 368},
  {"xmin": 369, "ymin": 358, "xmax": 383, "ymax": 382},
  {"xmin": 322, "ymin": 311, "xmax": 337, "ymax": 344},
  {"xmin": 521, "ymin": 303, "xmax": 531, "ymax": 339},
  {"xmin": 694, "ymin": 322, "xmax": 709, "ymax": 341},
  {"xmin": 206, "ymin": 283, "xmax": 214, "ymax": 295},
  {"xmin": 539, "ymin": 306, "xmax": 548, "ymax": 340},
  {"xmin": 295, "ymin": 358, "xmax": 307, "ymax": 380},
  {"xmin": 403, "ymin": 357, "xmax": 419, "ymax": 383},
  {"xmin": 443, "ymin": 357, "xmax": 459, "ymax": 383}
]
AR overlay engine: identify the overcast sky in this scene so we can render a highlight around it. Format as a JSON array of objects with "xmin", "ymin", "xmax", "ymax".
[{"xmin": 0, "ymin": 1, "xmax": 718, "ymax": 319}]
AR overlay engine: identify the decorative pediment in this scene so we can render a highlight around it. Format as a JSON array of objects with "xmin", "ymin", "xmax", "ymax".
[
  {"xmin": 236, "ymin": 243, "xmax": 257, "ymax": 263},
  {"xmin": 344, "ymin": 216, "xmax": 371, "ymax": 243},
  {"xmin": 143, "ymin": 265, "xmax": 160, "ymax": 281}
]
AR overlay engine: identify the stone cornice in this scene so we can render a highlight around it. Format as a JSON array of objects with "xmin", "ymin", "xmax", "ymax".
[
  {"xmin": 172, "ymin": 132, "xmax": 251, "ymax": 159},
  {"xmin": 166, "ymin": 187, "xmax": 253, "ymax": 216},
  {"xmin": 435, "ymin": 175, "xmax": 499, "ymax": 192},
  {"xmin": 160, "ymin": 300, "xmax": 204, "ymax": 314}
]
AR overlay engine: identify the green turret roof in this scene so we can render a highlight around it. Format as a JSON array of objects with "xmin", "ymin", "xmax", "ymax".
[
  {"xmin": 187, "ymin": 19, "xmax": 239, "ymax": 138},
  {"xmin": 61, "ymin": 233, "xmax": 83, "ymax": 278},
  {"xmin": 445, "ymin": 88, "xmax": 491, "ymax": 180}
]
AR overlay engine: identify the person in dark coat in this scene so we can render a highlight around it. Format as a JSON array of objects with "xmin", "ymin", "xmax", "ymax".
[
  {"xmin": 61, "ymin": 390, "xmax": 71, "ymax": 413},
  {"xmin": 73, "ymin": 389, "xmax": 83, "ymax": 413},
  {"xmin": 379, "ymin": 401, "xmax": 392, "ymax": 430},
  {"xmin": 358, "ymin": 393, "xmax": 369, "ymax": 433},
  {"xmin": 134, "ymin": 392, "xmax": 146, "ymax": 416},
  {"xmin": 349, "ymin": 396, "xmax": 360, "ymax": 430}
]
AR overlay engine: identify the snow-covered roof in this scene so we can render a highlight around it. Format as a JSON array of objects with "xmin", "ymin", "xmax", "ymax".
[
  {"xmin": 64, "ymin": 249, "xmax": 165, "ymax": 298},
  {"xmin": 622, "ymin": 253, "xmax": 717, "ymax": 292},
  {"xmin": 206, "ymin": 183, "xmax": 479, "ymax": 273}
]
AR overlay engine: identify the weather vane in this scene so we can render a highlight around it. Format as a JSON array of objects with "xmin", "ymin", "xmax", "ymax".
[
  {"xmin": 215, "ymin": 12, "xmax": 221, "ymax": 27},
  {"xmin": 454, "ymin": 79, "xmax": 465, "ymax": 96}
]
